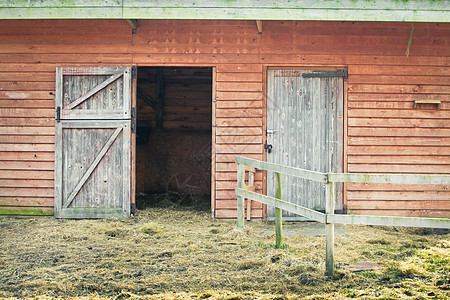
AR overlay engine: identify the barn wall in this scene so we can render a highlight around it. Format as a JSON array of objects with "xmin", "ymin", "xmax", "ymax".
[{"xmin": 0, "ymin": 19, "xmax": 448, "ymax": 218}]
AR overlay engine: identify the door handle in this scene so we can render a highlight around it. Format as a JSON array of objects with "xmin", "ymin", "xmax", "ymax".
[{"xmin": 264, "ymin": 140, "xmax": 273, "ymax": 153}]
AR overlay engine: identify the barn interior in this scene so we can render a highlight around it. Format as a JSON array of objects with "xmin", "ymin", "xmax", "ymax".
[{"xmin": 135, "ymin": 67, "xmax": 212, "ymax": 209}]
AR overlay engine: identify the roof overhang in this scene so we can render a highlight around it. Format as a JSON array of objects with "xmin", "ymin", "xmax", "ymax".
[{"xmin": 0, "ymin": 0, "xmax": 449, "ymax": 23}]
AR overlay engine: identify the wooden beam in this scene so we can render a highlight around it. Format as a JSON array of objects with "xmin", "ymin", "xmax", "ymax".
[
  {"xmin": 256, "ymin": 20, "xmax": 262, "ymax": 34},
  {"xmin": 325, "ymin": 181, "xmax": 336, "ymax": 276},
  {"xmin": 235, "ymin": 188, "xmax": 327, "ymax": 223},
  {"xmin": 58, "ymin": 207, "xmax": 126, "ymax": 219},
  {"xmin": 156, "ymin": 67, "xmax": 164, "ymax": 129},
  {"xmin": 137, "ymin": 88, "xmax": 158, "ymax": 108},
  {"xmin": 275, "ymin": 172, "xmax": 283, "ymax": 249},
  {"xmin": 127, "ymin": 19, "xmax": 137, "ymax": 29},
  {"xmin": 126, "ymin": 19, "xmax": 138, "ymax": 34},
  {"xmin": 235, "ymin": 156, "xmax": 327, "ymax": 183},
  {"xmin": 327, "ymin": 214, "xmax": 450, "ymax": 230},
  {"xmin": 236, "ymin": 164, "xmax": 246, "ymax": 228},
  {"xmin": 327, "ymin": 173, "xmax": 450, "ymax": 185},
  {"xmin": 0, "ymin": 1, "xmax": 449, "ymax": 22}
]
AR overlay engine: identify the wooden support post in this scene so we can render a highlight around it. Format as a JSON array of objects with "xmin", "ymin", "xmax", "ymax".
[
  {"xmin": 246, "ymin": 169, "xmax": 255, "ymax": 221},
  {"xmin": 325, "ymin": 181, "xmax": 335, "ymax": 276},
  {"xmin": 256, "ymin": 20, "xmax": 263, "ymax": 34},
  {"xmin": 275, "ymin": 172, "xmax": 283, "ymax": 249},
  {"xmin": 126, "ymin": 19, "xmax": 138, "ymax": 34},
  {"xmin": 237, "ymin": 163, "xmax": 246, "ymax": 228},
  {"xmin": 156, "ymin": 67, "xmax": 164, "ymax": 129}
]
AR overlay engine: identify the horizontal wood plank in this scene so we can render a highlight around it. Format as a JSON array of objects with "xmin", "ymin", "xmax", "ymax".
[
  {"xmin": 0, "ymin": 135, "xmax": 55, "ymax": 144},
  {"xmin": 348, "ymin": 84, "xmax": 450, "ymax": 94},
  {"xmin": 348, "ymin": 146, "xmax": 450, "ymax": 156},
  {"xmin": 0, "ymin": 187, "xmax": 53, "ymax": 197},
  {"xmin": 348, "ymin": 108, "xmax": 450, "ymax": 119},
  {"xmin": 348, "ymin": 137, "xmax": 450, "ymax": 146},
  {"xmin": 216, "ymin": 153, "xmax": 262, "ymax": 162},
  {"xmin": 348, "ymin": 118, "xmax": 449, "ymax": 128},
  {"xmin": 0, "ymin": 170, "xmax": 54, "ymax": 180},
  {"xmin": 347, "ymin": 191, "xmax": 450, "ymax": 201},
  {"xmin": 216, "ymin": 135, "xmax": 262, "ymax": 144},
  {"xmin": 0, "ymin": 197, "xmax": 53, "ymax": 207},
  {"xmin": 348, "ymin": 127, "xmax": 450, "ymax": 137},
  {"xmin": 216, "ymin": 108, "xmax": 262, "ymax": 118},
  {"xmin": 215, "ymin": 100, "xmax": 262, "ymax": 109},
  {"xmin": 348, "ymin": 164, "xmax": 450, "ymax": 174},
  {"xmin": 348, "ymin": 155, "xmax": 450, "ymax": 165},
  {"xmin": 216, "ymin": 72, "xmax": 262, "ymax": 82},
  {"xmin": 347, "ymin": 209, "xmax": 449, "ymax": 218},
  {"xmin": 216, "ymin": 91, "xmax": 263, "ymax": 100},
  {"xmin": 348, "ymin": 200, "xmax": 450, "ymax": 210},
  {"xmin": 216, "ymin": 118, "xmax": 262, "ymax": 127},
  {"xmin": 215, "ymin": 208, "xmax": 263, "ymax": 219},
  {"xmin": 0, "ymin": 144, "xmax": 54, "ymax": 152},
  {"xmin": 0, "ymin": 161, "xmax": 54, "ymax": 170},
  {"xmin": 0, "ymin": 179, "xmax": 54, "ymax": 188},
  {"xmin": 347, "ymin": 183, "xmax": 449, "ymax": 191},
  {"xmin": 215, "ymin": 144, "xmax": 262, "ymax": 154},
  {"xmin": 0, "ymin": 151, "xmax": 54, "ymax": 161}
]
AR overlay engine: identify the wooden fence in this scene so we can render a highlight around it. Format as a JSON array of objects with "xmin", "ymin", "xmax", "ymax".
[{"xmin": 234, "ymin": 155, "xmax": 450, "ymax": 276}]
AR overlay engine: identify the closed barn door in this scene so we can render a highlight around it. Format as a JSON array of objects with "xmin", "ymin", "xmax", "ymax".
[
  {"xmin": 266, "ymin": 69, "xmax": 344, "ymax": 220},
  {"xmin": 54, "ymin": 67, "xmax": 132, "ymax": 218}
]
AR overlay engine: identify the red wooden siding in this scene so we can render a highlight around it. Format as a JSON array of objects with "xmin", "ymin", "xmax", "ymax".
[{"xmin": 0, "ymin": 19, "xmax": 448, "ymax": 218}]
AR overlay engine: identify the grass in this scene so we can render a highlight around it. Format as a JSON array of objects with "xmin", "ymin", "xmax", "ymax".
[{"xmin": 0, "ymin": 205, "xmax": 448, "ymax": 299}]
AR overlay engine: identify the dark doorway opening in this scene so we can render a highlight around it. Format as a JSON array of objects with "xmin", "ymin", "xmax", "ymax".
[{"xmin": 135, "ymin": 67, "xmax": 212, "ymax": 209}]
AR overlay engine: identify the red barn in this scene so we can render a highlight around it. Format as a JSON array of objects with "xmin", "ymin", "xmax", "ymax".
[{"xmin": 0, "ymin": 1, "xmax": 448, "ymax": 219}]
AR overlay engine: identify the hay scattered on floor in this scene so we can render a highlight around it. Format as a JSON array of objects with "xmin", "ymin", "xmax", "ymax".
[{"xmin": 0, "ymin": 205, "xmax": 448, "ymax": 299}]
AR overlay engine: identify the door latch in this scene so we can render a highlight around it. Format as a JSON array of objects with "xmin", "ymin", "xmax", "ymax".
[{"xmin": 264, "ymin": 140, "xmax": 272, "ymax": 153}]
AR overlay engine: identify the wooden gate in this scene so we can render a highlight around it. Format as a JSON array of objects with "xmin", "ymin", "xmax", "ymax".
[
  {"xmin": 54, "ymin": 67, "xmax": 132, "ymax": 218},
  {"xmin": 266, "ymin": 69, "xmax": 344, "ymax": 219}
]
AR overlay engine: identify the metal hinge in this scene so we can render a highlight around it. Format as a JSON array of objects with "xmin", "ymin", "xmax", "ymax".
[
  {"xmin": 131, "ymin": 107, "xmax": 136, "ymax": 132},
  {"xmin": 55, "ymin": 106, "xmax": 61, "ymax": 122},
  {"xmin": 131, "ymin": 66, "xmax": 137, "ymax": 79},
  {"xmin": 302, "ymin": 68, "xmax": 348, "ymax": 81}
]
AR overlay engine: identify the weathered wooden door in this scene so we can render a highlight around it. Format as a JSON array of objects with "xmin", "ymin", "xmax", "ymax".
[
  {"xmin": 266, "ymin": 69, "xmax": 344, "ymax": 220},
  {"xmin": 54, "ymin": 67, "xmax": 132, "ymax": 218}
]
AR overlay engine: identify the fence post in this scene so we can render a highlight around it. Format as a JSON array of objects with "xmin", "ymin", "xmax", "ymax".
[
  {"xmin": 275, "ymin": 172, "xmax": 283, "ymax": 248},
  {"xmin": 325, "ymin": 180, "xmax": 335, "ymax": 276},
  {"xmin": 237, "ymin": 163, "xmax": 246, "ymax": 228}
]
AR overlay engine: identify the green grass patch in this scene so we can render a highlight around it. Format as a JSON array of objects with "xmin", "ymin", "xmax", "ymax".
[{"xmin": 0, "ymin": 208, "xmax": 53, "ymax": 216}]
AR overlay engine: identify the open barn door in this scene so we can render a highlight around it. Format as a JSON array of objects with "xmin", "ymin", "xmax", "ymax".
[{"xmin": 54, "ymin": 67, "xmax": 132, "ymax": 218}]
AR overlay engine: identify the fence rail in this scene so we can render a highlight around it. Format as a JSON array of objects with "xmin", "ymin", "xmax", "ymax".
[{"xmin": 234, "ymin": 155, "xmax": 450, "ymax": 276}]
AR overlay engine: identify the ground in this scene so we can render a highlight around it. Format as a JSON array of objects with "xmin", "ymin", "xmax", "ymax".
[{"xmin": 0, "ymin": 204, "xmax": 449, "ymax": 299}]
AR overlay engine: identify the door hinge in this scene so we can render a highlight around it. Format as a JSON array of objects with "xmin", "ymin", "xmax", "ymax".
[
  {"xmin": 55, "ymin": 106, "xmax": 61, "ymax": 122},
  {"xmin": 131, "ymin": 107, "xmax": 136, "ymax": 132},
  {"xmin": 302, "ymin": 68, "xmax": 348, "ymax": 81},
  {"xmin": 131, "ymin": 66, "xmax": 137, "ymax": 79}
]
